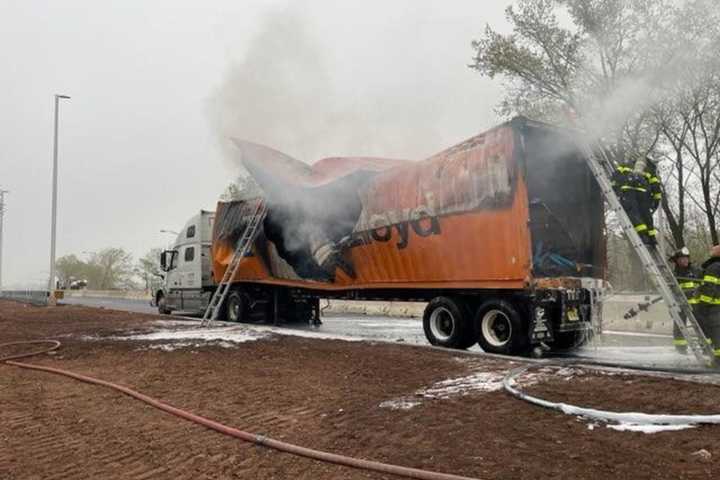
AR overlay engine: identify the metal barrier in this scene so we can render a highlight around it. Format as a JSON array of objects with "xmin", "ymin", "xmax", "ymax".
[{"xmin": 0, "ymin": 290, "xmax": 51, "ymax": 306}]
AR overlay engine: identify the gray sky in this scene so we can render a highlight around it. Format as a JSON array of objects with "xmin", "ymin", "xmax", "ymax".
[{"xmin": 0, "ymin": 0, "xmax": 511, "ymax": 287}]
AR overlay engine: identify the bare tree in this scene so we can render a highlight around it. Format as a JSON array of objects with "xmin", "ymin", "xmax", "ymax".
[
  {"xmin": 472, "ymin": 0, "xmax": 720, "ymax": 248},
  {"xmin": 137, "ymin": 247, "xmax": 163, "ymax": 291},
  {"xmin": 89, "ymin": 248, "xmax": 135, "ymax": 290},
  {"xmin": 471, "ymin": 0, "xmax": 673, "ymax": 146},
  {"xmin": 654, "ymin": 101, "xmax": 692, "ymax": 247},
  {"xmin": 652, "ymin": 1, "xmax": 720, "ymax": 244},
  {"xmin": 55, "ymin": 254, "xmax": 90, "ymax": 288}
]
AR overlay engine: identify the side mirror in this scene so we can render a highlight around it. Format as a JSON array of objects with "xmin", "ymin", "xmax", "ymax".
[{"xmin": 161, "ymin": 250, "xmax": 178, "ymax": 271}]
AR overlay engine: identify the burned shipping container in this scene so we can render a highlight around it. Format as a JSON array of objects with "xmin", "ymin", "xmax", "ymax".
[{"xmin": 204, "ymin": 116, "xmax": 607, "ymax": 355}]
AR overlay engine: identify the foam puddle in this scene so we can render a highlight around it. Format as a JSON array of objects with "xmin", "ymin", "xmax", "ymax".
[
  {"xmin": 380, "ymin": 369, "xmax": 536, "ymax": 410},
  {"xmin": 379, "ymin": 399, "xmax": 422, "ymax": 410},
  {"xmin": 141, "ymin": 340, "xmax": 241, "ymax": 351},
  {"xmin": 127, "ymin": 327, "xmax": 265, "ymax": 344},
  {"xmin": 83, "ymin": 320, "xmax": 364, "ymax": 351},
  {"xmin": 418, "ymin": 372, "xmax": 508, "ymax": 399},
  {"xmin": 607, "ymin": 423, "xmax": 696, "ymax": 433}
]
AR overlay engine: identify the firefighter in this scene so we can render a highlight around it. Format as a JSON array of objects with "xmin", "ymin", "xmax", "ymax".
[
  {"xmin": 691, "ymin": 245, "xmax": 720, "ymax": 361},
  {"xmin": 669, "ymin": 247, "xmax": 701, "ymax": 353},
  {"xmin": 612, "ymin": 152, "xmax": 661, "ymax": 246},
  {"xmin": 641, "ymin": 156, "xmax": 662, "ymax": 239}
]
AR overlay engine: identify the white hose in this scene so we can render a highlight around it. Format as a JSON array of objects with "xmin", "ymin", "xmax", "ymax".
[{"xmin": 503, "ymin": 365, "xmax": 720, "ymax": 427}]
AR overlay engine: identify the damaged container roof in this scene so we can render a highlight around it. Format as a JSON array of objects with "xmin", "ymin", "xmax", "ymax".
[{"xmin": 212, "ymin": 116, "xmax": 605, "ymax": 291}]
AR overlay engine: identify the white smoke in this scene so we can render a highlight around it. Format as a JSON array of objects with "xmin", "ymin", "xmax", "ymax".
[{"xmin": 206, "ymin": 5, "xmax": 484, "ymax": 168}]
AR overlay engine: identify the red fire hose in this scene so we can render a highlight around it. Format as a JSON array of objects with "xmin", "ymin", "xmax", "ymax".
[{"xmin": 1, "ymin": 341, "xmax": 480, "ymax": 480}]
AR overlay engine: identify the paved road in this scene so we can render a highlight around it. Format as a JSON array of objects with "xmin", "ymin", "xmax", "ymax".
[
  {"xmin": 61, "ymin": 295, "xmax": 673, "ymax": 349},
  {"xmin": 61, "ymin": 296, "xmax": 710, "ymax": 370}
]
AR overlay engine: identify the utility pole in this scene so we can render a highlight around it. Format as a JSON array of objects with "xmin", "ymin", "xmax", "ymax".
[
  {"xmin": 49, "ymin": 94, "xmax": 71, "ymax": 296},
  {"xmin": 0, "ymin": 189, "xmax": 7, "ymax": 291}
]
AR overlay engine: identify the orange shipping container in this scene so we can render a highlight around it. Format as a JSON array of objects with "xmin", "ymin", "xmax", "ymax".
[{"xmin": 206, "ymin": 117, "xmax": 606, "ymax": 355}]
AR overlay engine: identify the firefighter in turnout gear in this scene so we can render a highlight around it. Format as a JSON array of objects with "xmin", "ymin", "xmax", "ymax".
[
  {"xmin": 612, "ymin": 153, "xmax": 662, "ymax": 246},
  {"xmin": 669, "ymin": 247, "xmax": 702, "ymax": 353},
  {"xmin": 691, "ymin": 245, "xmax": 720, "ymax": 361}
]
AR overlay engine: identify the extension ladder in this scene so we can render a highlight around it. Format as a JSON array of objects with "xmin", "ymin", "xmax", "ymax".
[
  {"xmin": 576, "ymin": 141, "xmax": 716, "ymax": 367},
  {"xmin": 200, "ymin": 200, "xmax": 267, "ymax": 327}
]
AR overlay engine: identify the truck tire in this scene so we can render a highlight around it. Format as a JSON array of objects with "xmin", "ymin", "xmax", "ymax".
[
  {"xmin": 423, "ymin": 297, "xmax": 475, "ymax": 349},
  {"xmin": 157, "ymin": 293, "xmax": 171, "ymax": 315},
  {"xmin": 226, "ymin": 291, "xmax": 246, "ymax": 323},
  {"xmin": 475, "ymin": 299, "xmax": 529, "ymax": 356}
]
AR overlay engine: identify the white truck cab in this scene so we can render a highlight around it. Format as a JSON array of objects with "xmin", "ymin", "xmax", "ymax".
[{"xmin": 156, "ymin": 210, "xmax": 215, "ymax": 314}]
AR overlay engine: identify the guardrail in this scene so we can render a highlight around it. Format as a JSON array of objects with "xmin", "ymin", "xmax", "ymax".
[
  {"xmin": 62, "ymin": 289, "xmax": 152, "ymax": 301},
  {"xmin": 0, "ymin": 290, "xmax": 51, "ymax": 306}
]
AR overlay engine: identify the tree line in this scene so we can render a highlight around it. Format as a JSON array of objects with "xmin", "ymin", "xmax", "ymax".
[
  {"xmin": 56, "ymin": 247, "xmax": 162, "ymax": 291},
  {"xmin": 472, "ymin": 0, "xmax": 720, "ymax": 289}
]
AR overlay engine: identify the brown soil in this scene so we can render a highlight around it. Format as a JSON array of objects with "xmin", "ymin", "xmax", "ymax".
[
  {"xmin": 524, "ymin": 367, "xmax": 720, "ymax": 415},
  {"xmin": 0, "ymin": 299, "xmax": 719, "ymax": 479}
]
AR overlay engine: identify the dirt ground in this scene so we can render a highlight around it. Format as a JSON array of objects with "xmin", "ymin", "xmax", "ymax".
[{"xmin": 1, "ymin": 300, "xmax": 719, "ymax": 479}]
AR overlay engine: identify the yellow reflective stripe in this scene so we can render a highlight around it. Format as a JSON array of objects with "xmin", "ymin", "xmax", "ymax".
[
  {"xmin": 680, "ymin": 281, "xmax": 698, "ymax": 289},
  {"xmin": 617, "ymin": 166, "xmax": 633, "ymax": 173},
  {"xmin": 621, "ymin": 186, "xmax": 647, "ymax": 192},
  {"xmin": 703, "ymin": 275, "xmax": 720, "ymax": 285},
  {"xmin": 652, "ymin": 193, "xmax": 662, "ymax": 200},
  {"xmin": 707, "ymin": 338, "xmax": 714, "ymax": 345},
  {"xmin": 673, "ymin": 339, "xmax": 688, "ymax": 346},
  {"xmin": 689, "ymin": 297, "xmax": 700, "ymax": 304},
  {"xmin": 648, "ymin": 177, "xmax": 660, "ymax": 184},
  {"xmin": 648, "ymin": 229, "xmax": 657, "ymax": 237},
  {"xmin": 698, "ymin": 295, "xmax": 720, "ymax": 305},
  {"xmin": 715, "ymin": 349, "xmax": 720, "ymax": 357},
  {"xmin": 635, "ymin": 224, "xmax": 648, "ymax": 232}
]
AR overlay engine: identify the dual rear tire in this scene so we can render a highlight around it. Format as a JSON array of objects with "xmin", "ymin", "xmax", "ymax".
[
  {"xmin": 422, "ymin": 297, "xmax": 476, "ymax": 349},
  {"xmin": 423, "ymin": 296, "xmax": 529, "ymax": 355}
]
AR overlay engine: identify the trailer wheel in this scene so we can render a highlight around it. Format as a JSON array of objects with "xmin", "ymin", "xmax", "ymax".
[
  {"xmin": 157, "ymin": 293, "xmax": 171, "ymax": 315},
  {"xmin": 475, "ymin": 299, "xmax": 528, "ymax": 355},
  {"xmin": 226, "ymin": 291, "xmax": 246, "ymax": 323},
  {"xmin": 423, "ymin": 297, "xmax": 475, "ymax": 349}
]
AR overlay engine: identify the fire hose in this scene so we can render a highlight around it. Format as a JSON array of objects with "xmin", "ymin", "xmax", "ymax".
[
  {"xmin": 503, "ymin": 362, "xmax": 720, "ymax": 428},
  {"xmin": 1, "ymin": 340, "xmax": 479, "ymax": 480},
  {"xmin": 623, "ymin": 295, "xmax": 664, "ymax": 319},
  {"xmin": 622, "ymin": 277, "xmax": 699, "ymax": 319}
]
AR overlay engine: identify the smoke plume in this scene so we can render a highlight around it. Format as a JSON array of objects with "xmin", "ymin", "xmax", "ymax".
[{"xmin": 206, "ymin": 6, "xmax": 454, "ymax": 168}]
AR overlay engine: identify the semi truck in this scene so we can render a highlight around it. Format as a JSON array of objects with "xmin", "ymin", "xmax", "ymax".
[{"xmin": 155, "ymin": 117, "xmax": 607, "ymax": 356}]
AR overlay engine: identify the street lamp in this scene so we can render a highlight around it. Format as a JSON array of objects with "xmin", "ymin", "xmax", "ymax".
[{"xmin": 49, "ymin": 94, "xmax": 71, "ymax": 296}]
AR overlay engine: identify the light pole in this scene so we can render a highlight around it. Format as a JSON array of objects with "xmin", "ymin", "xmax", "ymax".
[
  {"xmin": 49, "ymin": 94, "xmax": 71, "ymax": 295},
  {"xmin": 0, "ymin": 189, "xmax": 7, "ymax": 291}
]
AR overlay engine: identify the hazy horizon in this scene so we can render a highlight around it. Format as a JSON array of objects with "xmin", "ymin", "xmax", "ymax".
[{"xmin": 0, "ymin": 0, "xmax": 510, "ymax": 287}]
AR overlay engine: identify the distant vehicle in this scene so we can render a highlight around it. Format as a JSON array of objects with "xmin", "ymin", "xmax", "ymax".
[
  {"xmin": 68, "ymin": 279, "xmax": 88, "ymax": 290},
  {"xmin": 154, "ymin": 117, "xmax": 607, "ymax": 356}
]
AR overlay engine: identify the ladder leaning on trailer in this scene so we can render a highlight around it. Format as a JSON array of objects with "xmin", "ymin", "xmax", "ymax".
[
  {"xmin": 576, "ymin": 140, "xmax": 716, "ymax": 368},
  {"xmin": 200, "ymin": 200, "xmax": 267, "ymax": 327}
]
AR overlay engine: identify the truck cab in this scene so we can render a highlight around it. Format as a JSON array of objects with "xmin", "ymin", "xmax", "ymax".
[{"xmin": 156, "ymin": 210, "xmax": 215, "ymax": 314}]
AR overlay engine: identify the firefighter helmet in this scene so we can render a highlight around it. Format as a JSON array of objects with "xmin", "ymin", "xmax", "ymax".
[{"xmin": 669, "ymin": 247, "xmax": 690, "ymax": 261}]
